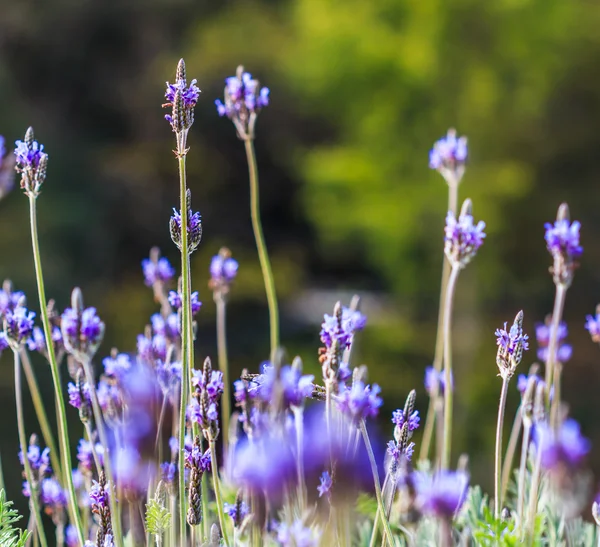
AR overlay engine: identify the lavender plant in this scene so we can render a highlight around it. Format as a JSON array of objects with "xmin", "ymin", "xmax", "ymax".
[{"xmin": 0, "ymin": 63, "xmax": 599, "ymax": 547}]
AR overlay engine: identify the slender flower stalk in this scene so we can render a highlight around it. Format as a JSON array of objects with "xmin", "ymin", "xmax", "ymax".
[
  {"xmin": 546, "ymin": 283, "xmax": 566, "ymax": 427},
  {"xmin": 27, "ymin": 194, "xmax": 86, "ymax": 546},
  {"xmin": 360, "ymin": 420, "xmax": 394, "ymax": 547},
  {"xmin": 244, "ymin": 139, "xmax": 279, "ymax": 358},
  {"xmin": 19, "ymin": 348, "xmax": 62, "ymax": 480},
  {"xmin": 209, "ymin": 438, "xmax": 230, "ymax": 547},
  {"xmin": 500, "ymin": 405, "xmax": 522, "ymax": 501},
  {"xmin": 517, "ymin": 420, "xmax": 532, "ymax": 524},
  {"xmin": 441, "ymin": 264, "xmax": 460, "ymax": 469},
  {"xmin": 13, "ymin": 350, "xmax": 48, "ymax": 547},
  {"xmin": 215, "ymin": 295, "xmax": 230, "ymax": 452},
  {"xmin": 494, "ymin": 378, "xmax": 509, "ymax": 518}
]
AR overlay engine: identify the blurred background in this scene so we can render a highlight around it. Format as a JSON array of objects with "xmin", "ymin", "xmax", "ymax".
[{"xmin": 1, "ymin": 0, "xmax": 600, "ymax": 517}]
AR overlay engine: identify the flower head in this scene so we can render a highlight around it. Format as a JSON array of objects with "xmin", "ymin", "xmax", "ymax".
[
  {"xmin": 0, "ymin": 289, "xmax": 25, "ymax": 317},
  {"xmin": 336, "ymin": 381, "xmax": 382, "ymax": 422},
  {"xmin": 163, "ymin": 59, "xmax": 200, "ymax": 134},
  {"xmin": 40, "ymin": 477, "xmax": 68, "ymax": 510},
  {"xmin": 444, "ymin": 199, "xmax": 486, "ymax": 268},
  {"xmin": 102, "ymin": 353, "xmax": 132, "ymax": 378},
  {"xmin": 224, "ymin": 500, "xmax": 249, "ymax": 525},
  {"xmin": 535, "ymin": 319, "xmax": 572, "ymax": 364},
  {"xmin": 215, "ymin": 66, "xmax": 269, "ymax": 140},
  {"xmin": 424, "ymin": 367, "xmax": 452, "ymax": 397},
  {"xmin": 280, "ymin": 365, "xmax": 314, "ymax": 407},
  {"xmin": 142, "ymin": 252, "xmax": 175, "ymax": 286},
  {"xmin": 317, "ymin": 471, "xmax": 333, "ymax": 499},
  {"xmin": 61, "ymin": 304, "xmax": 105, "ymax": 358},
  {"xmin": 4, "ymin": 306, "xmax": 35, "ymax": 345},
  {"xmin": 585, "ymin": 308, "xmax": 600, "ymax": 344},
  {"xmin": 276, "ymin": 519, "xmax": 319, "ymax": 547},
  {"xmin": 429, "ymin": 129, "xmax": 468, "ymax": 185},
  {"xmin": 168, "ymin": 290, "xmax": 202, "ymax": 316},
  {"xmin": 209, "ymin": 248, "xmax": 238, "ymax": 294},
  {"xmin": 536, "ymin": 419, "xmax": 590, "ymax": 471},
  {"xmin": 495, "ymin": 311, "xmax": 529, "ymax": 378},
  {"xmin": 170, "ymin": 200, "xmax": 202, "ymax": 254},
  {"xmin": 0, "ymin": 136, "xmax": 14, "ymax": 199},
  {"xmin": 77, "ymin": 439, "xmax": 104, "ymax": 472},
  {"xmin": 545, "ymin": 204, "xmax": 582, "ymax": 286},
  {"xmin": 27, "ymin": 325, "xmax": 62, "ymax": 355},
  {"xmin": 320, "ymin": 306, "xmax": 367, "ymax": 351},
  {"xmin": 414, "ymin": 470, "xmax": 469, "ymax": 518},
  {"xmin": 14, "ymin": 127, "xmax": 48, "ymax": 196},
  {"xmin": 19, "ymin": 443, "xmax": 51, "ymax": 474},
  {"xmin": 392, "ymin": 409, "xmax": 420, "ymax": 431}
]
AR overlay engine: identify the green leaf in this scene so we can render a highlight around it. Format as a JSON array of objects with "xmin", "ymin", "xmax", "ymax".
[
  {"xmin": 146, "ymin": 487, "xmax": 171, "ymax": 537},
  {"xmin": 0, "ymin": 489, "xmax": 31, "ymax": 547}
]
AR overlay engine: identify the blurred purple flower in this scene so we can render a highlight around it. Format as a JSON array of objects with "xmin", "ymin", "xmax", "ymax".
[
  {"xmin": 336, "ymin": 381, "xmax": 382, "ymax": 422},
  {"xmin": 320, "ymin": 307, "xmax": 367, "ymax": 350},
  {"xmin": 168, "ymin": 290, "xmax": 202, "ymax": 316},
  {"xmin": 276, "ymin": 519, "xmax": 318, "ymax": 547},
  {"xmin": 65, "ymin": 525, "xmax": 78, "ymax": 547},
  {"xmin": 545, "ymin": 219, "xmax": 582, "ymax": 259},
  {"xmin": 151, "ymin": 313, "xmax": 180, "ymax": 340},
  {"xmin": 160, "ymin": 462, "xmax": 177, "ymax": 485},
  {"xmin": 536, "ymin": 321, "xmax": 571, "ymax": 364},
  {"xmin": 536, "ymin": 419, "xmax": 590, "ymax": 470},
  {"xmin": 585, "ymin": 312, "xmax": 600, "ymax": 343},
  {"xmin": 224, "ymin": 500, "xmax": 249, "ymax": 523},
  {"xmin": 424, "ymin": 367, "xmax": 451, "ymax": 397},
  {"xmin": 67, "ymin": 381, "xmax": 91, "ymax": 410},
  {"xmin": 444, "ymin": 207, "xmax": 486, "ymax": 267},
  {"xmin": 0, "ymin": 290, "xmax": 24, "ymax": 317},
  {"xmin": 14, "ymin": 138, "xmax": 45, "ymax": 169},
  {"xmin": 414, "ymin": 470, "xmax": 469, "ymax": 518},
  {"xmin": 317, "ymin": 471, "xmax": 332, "ymax": 499},
  {"xmin": 5, "ymin": 306, "xmax": 35, "ymax": 343},
  {"xmin": 102, "ymin": 353, "xmax": 132, "ymax": 378},
  {"xmin": 429, "ymin": 129, "xmax": 468, "ymax": 183},
  {"xmin": 215, "ymin": 70, "xmax": 269, "ymax": 120},
  {"xmin": 210, "ymin": 252, "xmax": 238, "ymax": 286},
  {"xmin": 61, "ymin": 306, "xmax": 104, "ymax": 356},
  {"xmin": 142, "ymin": 256, "xmax": 175, "ymax": 286},
  {"xmin": 40, "ymin": 477, "xmax": 67, "ymax": 509},
  {"xmin": 77, "ymin": 439, "xmax": 104, "ymax": 472},
  {"xmin": 157, "ymin": 361, "xmax": 181, "ymax": 395},
  {"xmin": 392, "ymin": 409, "xmax": 420, "ymax": 431},
  {"xmin": 19, "ymin": 444, "xmax": 51, "ymax": 473},
  {"xmin": 27, "ymin": 325, "xmax": 62, "ymax": 354},
  {"xmin": 137, "ymin": 333, "xmax": 167, "ymax": 364},
  {"xmin": 280, "ymin": 365, "xmax": 314, "ymax": 407}
]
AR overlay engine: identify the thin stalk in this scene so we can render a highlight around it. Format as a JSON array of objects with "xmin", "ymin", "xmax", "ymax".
[
  {"xmin": 552, "ymin": 363, "xmax": 563, "ymax": 427},
  {"xmin": 494, "ymin": 378, "xmax": 510, "ymax": 519},
  {"xmin": 215, "ymin": 296, "xmax": 231, "ymax": 455},
  {"xmin": 500, "ymin": 406, "xmax": 522, "ymax": 502},
  {"xmin": 28, "ymin": 195, "xmax": 86, "ymax": 545},
  {"xmin": 83, "ymin": 422, "xmax": 103, "ymax": 474},
  {"xmin": 544, "ymin": 283, "xmax": 566, "ymax": 426},
  {"xmin": 19, "ymin": 348, "xmax": 62, "ymax": 479},
  {"xmin": 155, "ymin": 396, "xmax": 168, "ymax": 453},
  {"xmin": 201, "ymin": 471, "xmax": 209, "ymax": 542},
  {"xmin": 209, "ymin": 439, "xmax": 230, "ymax": 547},
  {"xmin": 169, "ymin": 495, "xmax": 177, "ymax": 547},
  {"xmin": 420, "ymin": 182, "xmax": 458, "ymax": 462},
  {"xmin": 517, "ymin": 422, "xmax": 532, "ymax": 527},
  {"xmin": 243, "ymin": 138, "xmax": 279, "ymax": 358},
  {"xmin": 13, "ymin": 350, "xmax": 48, "ymax": 547},
  {"xmin": 526, "ymin": 439, "xmax": 543, "ymax": 542},
  {"xmin": 292, "ymin": 407, "xmax": 306, "ymax": 510},
  {"xmin": 435, "ymin": 399, "xmax": 444, "ymax": 469},
  {"xmin": 177, "ymin": 152, "xmax": 191, "ymax": 546},
  {"xmin": 441, "ymin": 265, "xmax": 461, "ymax": 470},
  {"xmin": 360, "ymin": 420, "xmax": 394, "ymax": 547},
  {"xmin": 440, "ymin": 518, "xmax": 452, "ymax": 547}
]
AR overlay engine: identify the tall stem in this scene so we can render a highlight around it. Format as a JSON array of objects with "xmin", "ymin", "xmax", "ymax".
[
  {"xmin": 209, "ymin": 439, "xmax": 230, "ymax": 547},
  {"xmin": 177, "ymin": 152, "xmax": 192, "ymax": 546},
  {"xmin": 441, "ymin": 265, "xmax": 461, "ymax": 470},
  {"xmin": 517, "ymin": 422, "xmax": 531, "ymax": 527},
  {"xmin": 292, "ymin": 407, "xmax": 306, "ymax": 510},
  {"xmin": 215, "ymin": 296, "xmax": 231, "ymax": 454},
  {"xmin": 494, "ymin": 378, "xmax": 509, "ymax": 519},
  {"xmin": 19, "ymin": 348, "xmax": 62, "ymax": 480},
  {"xmin": 243, "ymin": 138, "xmax": 279, "ymax": 358},
  {"xmin": 360, "ymin": 420, "xmax": 393, "ymax": 547},
  {"xmin": 544, "ymin": 283, "xmax": 566, "ymax": 427},
  {"xmin": 526, "ymin": 440, "xmax": 543, "ymax": 543},
  {"xmin": 13, "ymin": 350, "xmax": 48, "ymax": 547},
  {"xmin": 500, "ymin": 406, "xmax": 522, "ymax": 502},
  {"xmin": 420, "ymin": 182, "xmax": 458, "ymax": 462},
  {"xmin": 27, "ymin": 196, "xmax": 85, "ymax": 545}
]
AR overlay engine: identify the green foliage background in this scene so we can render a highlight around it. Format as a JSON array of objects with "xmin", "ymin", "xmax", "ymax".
[{"xmin": 1, "ymin": 0, "xmax": 600, "ymax": 517}]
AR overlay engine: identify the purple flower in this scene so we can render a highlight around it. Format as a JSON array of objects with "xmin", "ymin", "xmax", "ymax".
[
  {"xmin": 215, "ymin": 69, "xmax": 269, "ymax": 128},
  {"xmin": 27, "ymin": 325, "xmax": 62, "ymax": 354},
  {"xmin": 545, "ymin": 219, "xmax": 582, "ymax": 259},
  {"xmin": 187, "ymin": 398, "xmax": 218, "ymax": 426},
  {"xmin": 142, "ymin": 256, "xmax": 175, "ymax": 286},
  {"xmin": 277, "ymin": 519, "xmax": 318, "ymax": 547},
  {"xmin": 183, "ymin": 444, "xmax": 211, "ymax": 472},
  {"xmin": 102, "ymin": 353, "xmax": 132, "ymax": 378},
  {"xmin": 113, "ymin": 446, "xmax": 154, "ymax": 493},
  {"xmin": 5, "ymin": 306, "xmax": 35, "ymax": 344},
  {"xmin": 210, "ymin": 251, "xmax": 239, "ymax": 288},
  {"xmin": 89, "ymin": 479, "xmax": 109, "ymax": 509},
  {"xmin": 536, "ymin": 320, "xmax": 571, "ymax": 364},
  {"xmin": 19, "ymin": 444, "xmax": 51, "ymax": 473},
  {"xmin": 61, "ymin": 306, "xmax": 104, "ymax": 356},
  {"xmin": 0, "ymin": 332, "xmax": 8, "ymax": 355},
  {"xmin": 0, "ymin": 290, "xmax": 25, "ymax": 317},
  {"xmin": 170, "ymin": 208, "xmax": 202, "ymax": 253},
  {"xmin": 495, "ymin": 321, "xmax": 529, "ymax": 362},
  {"xmin": 424, "ymin": 367, "xmax": 452, "ymax": 397},
  {"xmin": 320, "ymin": 307, "xmax": 367, "ymax": 350},
  {"xmin": 280, "ymin": 366, "xmax": 314, "ymax": 407},
  {"xmin": 40, "ymin": 477, "xmax": 67, "ymax": 509},
  {"xmin": 414, "ymin": 470, "xmax": 470, "ymax": 518},
  {"xmin": 97, "ymin": 378, "xmax": 122, "ymax": 413},
  {"xmin": 68, "ymin": 382, "xmax": 88, "ymax": 409},
  {"xmin": 77, "ymin": 439, "xmax": 104, "ymax": 472},
  {"xmin": 387, "ymin": 439, "xmax": 415, "ymax": 462},
  {"xmin": 157, "ymin": 362, "xmax": 182, "ymax": 395},
  {"xmin": 392, "ymin": 409, "xmax": 420, "ymax": 431},
  {"xmin": 536, "ymin": 419, "xmax": 590, "ymax": 470},
  {"xmin": 168, "ymin": 290, "xmax": 202, "ymax": 316},
  {"xmin": 444, "ymin": 203, "xmax": 486, "ymax": 267},
  {"xmin": 224, "ymin": 501, "xmax": 250, "ymax": 523},
  {"xmin": 191, "ymin": 369, "xmax": 224, "ymax": 402},
  {"xmin": 66, "ymin": 525, "xmax": 78, "ymax": 547},
  {"xmin": 429, "ymin": 129, "xmax": 468, "ymax": 184},
  {"xmin": 164, "ymin": 61, "xmax": 200, "ymax": 133},
  {"xmin": 14, "ymin": 138, "xmax": 46, "ymax": 170},
  {"xmin": 151, "ymin": 313, "xmax": 180, "ymax": 339},
  {"xmin": 317, "ymin": 471, "xmax": 332, "ymax": 499},
  {"xmin": 586, "ymin": 312, "xmax": 600, "ymax": 343},
  {"xmin": 160, "ymin": 462, "xmax": 177, "ymax": 484},
  {"xmin": 137, "ymin": 333, "xmax": 167, "ymax": 364},
  {"xmin": 165, "ymin": 78, "xmax": 200, "ymax": 108},
  {"xmin": 336, "ymin": 381, "xmax": 382, "ymax": 422}
]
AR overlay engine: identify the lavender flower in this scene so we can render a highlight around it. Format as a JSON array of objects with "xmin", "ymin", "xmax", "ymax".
[
  {"xmin": 160, "ymin": 462, "xmax": 177, "ymax": 485},
  {"xmin": 157, "ymin": 361, "xmax": 182, "ymax": 395},
  {"xmin": 585, "ymin": 308, "xmax": 600, "ymax": 343},
  {"xmin": 317, "ymin": 471, "xmax": 333, "ymax": 499},
  {"xmin": 136, "ymin": 333, "xmax": 167, "ymax": 364},
  {"xmin": 102, "ymin": 353, "xmax": 132, "ymax": 378},
  {"xmin": 67, "ymin": 381, "xmax": 91, "ymax": 410},
  {"xmin": 170, "ymin": 204, "xmax": 202, "ymax": 254},
  {"xmin": 536, "ymin": 320, "xmax": 572, "ymax": 364},
  {"xmin": 429, "ymin": 129, "xmax": 468, "ymax": 185},
  {"xmin": 0, "ymin": 332, "xmax": 8, "ymax": 356},
  {"xmin": 77, "ymin": 439, "xmax": 104, "ymax": 472},
  {"xmin": 495, "ymin": 311, "xmax": 529, "ymax": 377},
  {"xmin": 0, "ymin": 136, "xmax": 15, "ymax": 198},
  {"xmin": 336, "ymin": 381, "xmax": 382, "ymax": 422},
  {"xmin": 424, "ymin": 366, "xmax": 452, "ymax": 397},
  {"xmin": 65, "ymin": 525, "xmax": 78, "ymax": 547},
  {"xmin": 187, "ymin": 398, "xmax": 218, "ymax": 427},
  {"xmin": 215, "ymin": 66, "xmax": 269, "ymax": 140},
  {"xmin": 151, "ymin": 313, "xmax": 180, "ymax": 340},
  {"xmin": 4, "ymin": 306, "xmax": 35, "ymax": 345},
  {"xmin": 27, "ymin": 325, "xmax": 62, "ymax": 354},
  {"xmin": 444, "ymin": 199, "xmax": 486, "ymax": 268},
  {"xmin": 142, "ymin": 253, "xmax": 175, "ymax": 286},
  {"xmin": 414, "ymin": 470, "xmax": 470, "ymax": 518},
  {"xmin": 40, "ymin": 477, "xmax": 67, "ymax": 509},
  {"xmin": 392, "ymin": 409, "xmax": 420, "ymax": 431},
  {"xmin": 276, "ymin": 519, "xmax": 319, "ymax": 547},
  {"xmin": 183, "ymin": 443, "xmax": 211, "ymax": 473},
  {"xmin": 61, "ymin": 306, "xmax": 105, "ymax": 358},
  {"xmin": 545, "ymin": 204, "xmax": 582, "ymax": 286},
  {"xmin": 280, "ymin": 365, "xmax": 314, "ymax": 407},
  {"xmin": 224, "ymin": 501, "xmax": 250, "ymax": 523},
  {"xmin": 164, "ymin": 59, "xmax": 200, "ymax": 134},
  {"xmin": 387, "ymin": 439, "xmax": 415, "ymax": 462},
  {"xmin": 14, "ymin": 127, "xmax": 48, "ymax": 196},
  {"xmin": 168, "ymin": 290, "xmax": 202, "ymax": 315},
  {"xmin": 191, "ymin": 368, "xmax": 224, "ymax": 402},
  {"xmin": 209, "ymin": 248, "xmax": 239, "ymax": 294},
  {"xmin": 536, "ymin": 419, "xmax": 590, "ymax": 470},
  {"xmin": 19, "ymin": 444, "xmax": 51, "ymax": 473},
  {"xmin": 320, "ymin": 306, "xmax": 367, "ymax": 350},
  {"xmin": 0, "ymin": 289, "xmax": 25, "ymax": 317}
]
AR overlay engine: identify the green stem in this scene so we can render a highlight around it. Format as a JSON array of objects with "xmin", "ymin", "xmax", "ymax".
[
  {"xmin": 441, "ymin": 265, "xmax": 461, "ymax": 470},
  {"xmin": 544, "ymin": 283, "xmax": 566, "ymax": 426},
  {"xmin": 27, "ymin": 195, "xmax": 86, "ymax": 546},
  {"xmin": 420, "ymin": 182, "xmax": 458, "ymax": 462},
  {"xmin": 494, "ymin": 378, "xmax": 509, "ymax": 519},
  {"xmin": 500, "ymin": 405, "xmax": 522, "ymax": 502},
  {"xmin": 526, "ymin": 436, "xmax": 543, "ymax": 543},
  {"xmin": 517, "ymin": 422, "xmax": 531, "ymax": 528},
  {"xmin": 209, "ymin": 439, "xmax": 230, "ymax": 547},
  {"xmin": 243, "ymin": 138, "xmax": 279, "ymax": 358},
  {"xmin": 292, "ymin": 407, "xmax": 306, "ymax": 511},
  {"xmin": 201, "ymin": 471, "xmax": 209, "ymax": 542},
  {"xmin": 215, "ymin": 296, "xmax": 231, "ymax": 455},
  {"xmin": 169, "ymin": 495, "xmax": 177, "ymax": 547},
  {"xmin": 360, "ymin": 420, "xmax": 393, "ymax": 547},
  {"xmin": 13, "ymin": 350, "xmax": 48, "ymax": 547},
  {"xmin": 177, "ymin": 152, "xmax": 191, "ymax": 546},
  {"xmin": 19, "ymin": 348, "xmax": 62, "ymax": 480}
]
